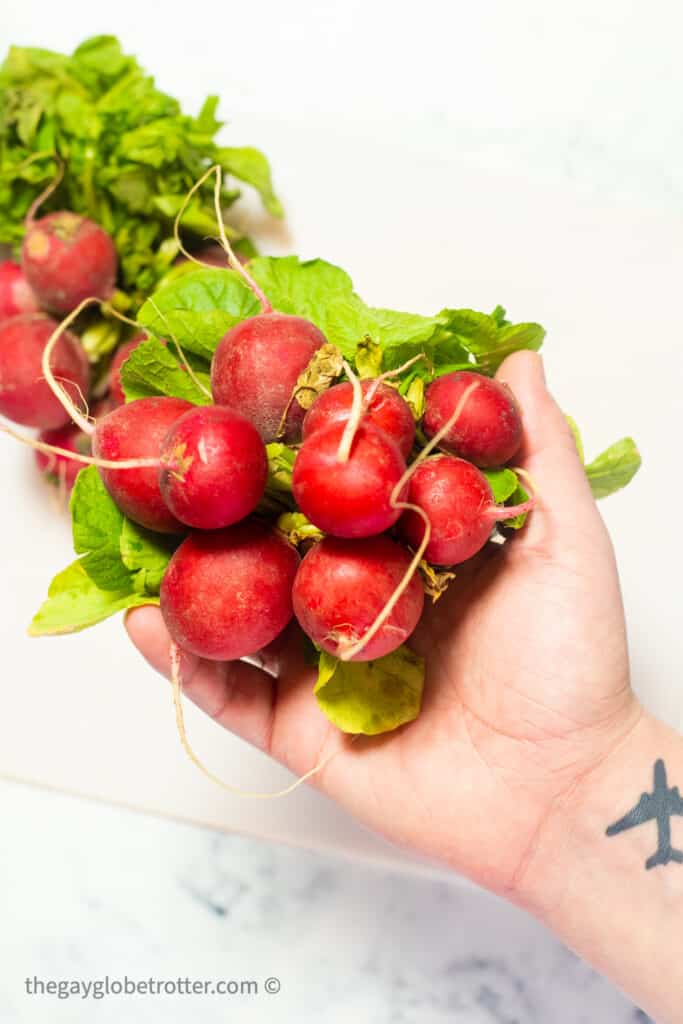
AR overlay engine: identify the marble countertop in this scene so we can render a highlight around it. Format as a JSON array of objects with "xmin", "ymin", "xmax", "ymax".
[{"xmin": 0, "ymin": 781, "xmax": 643, "ymax": 1022}]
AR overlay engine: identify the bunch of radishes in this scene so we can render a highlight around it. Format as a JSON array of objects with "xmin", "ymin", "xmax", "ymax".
[
  {"xmin": 0, "ymin": 200, "xmax": 134, "ymax": 488},
  {"xmin": 1, "ymin": 199, "xmax": 534, "ymax": 670}
]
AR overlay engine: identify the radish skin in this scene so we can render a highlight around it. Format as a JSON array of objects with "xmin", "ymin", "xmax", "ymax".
[
  {"xmin": 303, "ymin": 379, "xmax": 415, "ymax": 458},
  {"xmin": 292, "ymin": 535, "xmax": 425, "ymax": 661},
  {"xmin": 0, "ymin": 314, "xmax": 89, "ymax": 429},
  {"xmin": 292, "ymin": 421, "xmax": 407, "ymax": 538},
  {"xmin": 161, "ymin": 521, "xmax": 299, "ymax": 660},
  {"xmin": 0, "ymin": 260, "xmax": 39, "ymax": 319},
  {"xmin": 211, "ymin": 313, "xmax": 326, "ymax": 442},
  {"xmin": 423, "ymin": 371, "xmax": 523, "ymax": 468},
  {"xmin": 93, "ymin": 396, "xmax": 193, "ymax": 533},
  {"xmin": 399, "ymin": 454, "xmax": 534, "ymax": 565},
  {"xmin": 22, "ymin": 211, "xmax": 117, "ymax": 314},
  {"xmin": 159, "ymin": 405, "xmax": 268, "ymax": 530}
]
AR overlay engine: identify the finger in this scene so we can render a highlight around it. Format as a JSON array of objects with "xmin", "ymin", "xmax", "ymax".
[
  {"xmin": 124, "ymin": 605, "xmax": 377, "ymax": 801},
  {"xmin": 495, "ymin": 351, "xmax": 603, "ymax": 553},
  {"xmin": 124, "ymin": 606, "xmax": 338, "ymax": 783},
  {"xmin": 124, "ymin": 605, "xmax": 278, "ymax": 752}
]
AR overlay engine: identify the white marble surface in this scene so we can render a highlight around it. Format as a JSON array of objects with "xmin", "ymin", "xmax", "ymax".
[
  {"xmin": 0, "ymin": 780, "xmax": 644, "ymax": 1023},
  {"xmin": 2, "ymin": 2, "xmax": 682, "ymax": 1020}
]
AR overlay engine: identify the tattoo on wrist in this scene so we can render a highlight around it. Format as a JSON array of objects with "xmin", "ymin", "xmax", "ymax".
[{"xmin": 606, "ymin": 760, "xmax": 683, "ymax": 870}]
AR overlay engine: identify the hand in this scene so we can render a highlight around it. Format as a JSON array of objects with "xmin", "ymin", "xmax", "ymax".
[{"xmin": 126, "ymin": 351, "xmax": 642, "ymax": 903}]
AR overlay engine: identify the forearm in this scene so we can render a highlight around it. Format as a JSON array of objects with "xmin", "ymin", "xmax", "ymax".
[{"xmin": 520, "ymin": 711, "xmax": 683, "ymax": 1022}]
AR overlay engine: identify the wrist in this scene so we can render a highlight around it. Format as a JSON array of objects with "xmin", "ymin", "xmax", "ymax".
[
  {"xmin": 511, "ymin": 701, "xmax": 663, "ymax": 918},
  {"xmin": 510, "ymin": 707, "xmax": 683, "ymax": 1020}
]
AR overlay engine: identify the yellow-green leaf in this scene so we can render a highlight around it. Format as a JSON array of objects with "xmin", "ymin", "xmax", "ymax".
[{"xmin": 314, "ymin": 647, "xmax": 425, "ymax": 735}]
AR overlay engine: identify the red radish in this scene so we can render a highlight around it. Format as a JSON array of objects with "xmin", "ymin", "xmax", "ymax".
[
  {"xmin": 158, "ymin": 405, "xmax": 268, "ymax": 529},
  {"xmin": 22, "ymin": 211, "xmax": 117, "ymax": 314},
  {"xmin": 423, "ymin": 370, "xmax": 523, "ymax": 467},
  {"xmin": 0, "ymin": 314, "xmax": 90, "ymax": 429},
  {"xmin": 34, "ymin": 421, "xmax": 91, "ymax": 492},
  {"xmin": 302, "ymin": 379, "xmax": 415, "ymax": 458},
  {"xmin": 93, "ymin": 397, "xmax": 193, "ymax": 533},
  {"xmin": 292, "ymin": 421, "xmax": 407, "ymax": 538},
  {"xmin": 0, "ymin": 260, "xmax": 39, "ymax": 319},
  {"xmin": 160, "ymin": 521, "xmax": 299, "ymax": 660},
  {"xmin": 398, "ymin": 454, "xmax": 533, "ymax": 565},
  {"xmin": 109, "ymin": 335, "xmax": 145, "ymax": 406},
  {"xmin": 292, "ymin": 535, "xmax": 424, "ymax": 661},
  {"xmin": 211, "ymin": 313, "xmax": 326, "ymax": 442}
]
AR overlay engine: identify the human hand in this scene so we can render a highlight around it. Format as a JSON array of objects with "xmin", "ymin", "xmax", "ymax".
[{"xmin": 126, "ymin": 351, "xmax": 642, "ymax": 903}]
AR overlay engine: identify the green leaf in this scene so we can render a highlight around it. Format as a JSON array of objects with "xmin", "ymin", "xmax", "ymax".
[
  {"xmin": 438, "ymin": 309, "xmax": 545, "ymax": 374},
  {"xmin": 354, "ymin": 336, "xmax": 383, "ymax": 379},
  {"xmin": 314, "ymin": 647, "xmax": 425, "ymax": 735},
  {"xmin": 70, "ymin": 467, "xmax": 131, "ymax": 590},
  {"xmin": 120, "ymin": 336, "xmax": 212, "ymax": 405},
  {"xmin": 584, "ymin": 438, "xmax": 642, "ymax": 500},
  {"xmin": 30, "ymin": 460, "xmax": 174, "ymax": 636},
  {"xmin": 483, "ymin": 468, "xmax": 519, "ymax": 504},
  {"xmin": 250, "ymin": 257, "xmax": 377, "ymax": 358},
  {"xmin": 137, "ymin": 270, "xmax": 260, "ymax": 359},
  {"xmin": 79, "ymin": 317, "xmax": 122, "ymax": 362},
  {"xmin": 134, "ymin": 257, "xmax": 544, "ymax": 392},
  {"xmin": 403, "ymin": 376, "xmax": 425, "ymax": 421},
  {"xmin": 28, "ymin": 561, "xmax": 156, "ymax": 637},
  {"xmin": 69, "ymin": 466, "xmax": 174, "ymax": 593},
  {"xmin": 276, "ymin": 512, "xmax": 324, "ymax": 546},
  {"xmin": 218, "ymin": 145, "xmax": 283, "ymax": 217},
  {"xmin": 120, "ymin": 518, "xmax": 177, "ymax": 594},
  {"xmin": 266, "ymin": 443, "xmax": 296, "ymax": 493},
  {"xmin": 72, "ymin": 35, "xmax": 129, "ymax": 78},
  {"xmin": 0, "ymin": 36, "xmax": 280, "ymax": 304}
]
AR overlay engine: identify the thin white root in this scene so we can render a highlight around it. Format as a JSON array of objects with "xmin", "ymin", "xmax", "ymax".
[
  {"xmin": 41, "ymin": 298, "xmax": 101, "ymax": 435},
  {"xmin": 169, "ymin": 643, "xmax": 351, "ymax": 798},
  {"xmin": 0, "ymin": 422, "xmax": 158, "ymax": 470},
  {"xmin": 338, "ymin": 500, "xmax": 431, "ymax": 662},
  {"xmin": 336, "ymin": 360, "xmax": 365, "ymax": 463},
  {"xmin": 365, "ymin": 353, "xmax": 428, "ymax": 403},
  {"xmin": 338, "ymin": 378, "xmax": 482, "ymax": 661},
  {"xmin": 173, "ymin": 164, "xmax": 272, "ymax": 314},
  {"xmin": 410, "ymin": 378, "xmax": 481, "ymax": 465}
]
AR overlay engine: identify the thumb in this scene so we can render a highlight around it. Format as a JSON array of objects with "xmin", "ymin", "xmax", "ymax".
[{"xmin": 495, "ymin": 351, "xmax": 603, "ymax": 554}]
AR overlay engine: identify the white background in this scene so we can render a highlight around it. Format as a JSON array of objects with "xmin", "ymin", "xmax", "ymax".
[{"xmin": 0, "ymin": 4, "xmax": 682, "ymax": 1018}]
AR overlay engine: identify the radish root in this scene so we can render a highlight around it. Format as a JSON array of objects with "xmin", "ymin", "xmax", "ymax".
[
  {"xmin": 338, "ymin": 378, "xmax": 482, "ymax": 661},
  {"xmin": 365, "ymin": 353, "xmax": 428, "ymax": 404},
  {"xmin": 40, "ymin": 297, "xmax": 101, "ymax": 435},
  {"xmin": 169, "ymin": 642, "xmax": 353, "ymax": 798},
  {"xmin": 0, "ymin": 422, "xmax": 159, "ymax": 470},
  {"xmin": 173, "ymin": 164, "xmax": 272, "ymax": 314},
  {"xmin": 336, "ymin": 360, "xmax": 365, "ymax": 463}
]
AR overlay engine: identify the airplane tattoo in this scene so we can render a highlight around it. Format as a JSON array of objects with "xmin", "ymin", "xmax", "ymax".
[{"xmin": 606, "ymin": 760, "xmax": 683, "ymax": 870}]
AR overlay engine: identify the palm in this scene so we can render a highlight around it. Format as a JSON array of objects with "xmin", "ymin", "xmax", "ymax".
[{"xmin": 126, "ymin": 352, "xmax": 639, "ymax": 897}]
